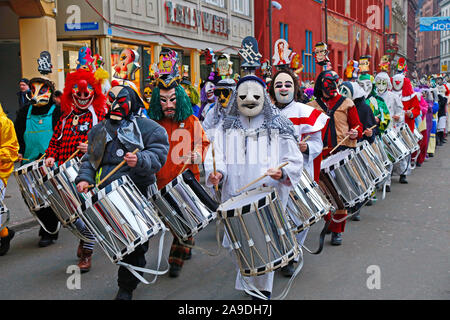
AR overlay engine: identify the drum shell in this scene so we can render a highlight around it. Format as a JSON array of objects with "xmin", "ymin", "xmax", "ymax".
[
  {"xmin": 77, "ymin": 176, "xmax": 163, "ymax": 264},
  {"xmin": 382, "ymin": 128, "xmax": 410, "ymax": 164},
  {"xmin": 150, "ymin": 170, "xmax": 218, "ymax": 242},
  {"xmin": 287, "ymin": 170, "xmax": 333, "ymax": 234},
  {"xmin": 355, "ymin": 141, "xmax": 389, "ymax": 187},
  {"xmin": 217, "ymin": 187, "xmax": 299, "ymax": 277},
  {"xmin": 371, "ymin": 137, "xmax": 392, "ymax": 168},
  {"xmin": 398, "ymin": 124, "xmax": 420, "ymax": 153}
]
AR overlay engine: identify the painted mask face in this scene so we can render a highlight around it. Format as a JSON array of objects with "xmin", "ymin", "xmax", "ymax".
[
  {"xmin": 274, "ymin": 73, "xmax": 295, "ymax": 105},
  {"xmin": 237, "ymin": 81, "xmax": 264, "ymax": 117},
  {"xmin": 345, "ymin": 61, "xmax": 355, "ymax": 79},
  {"xmin": 205, "ymin": 82, "xmax": 216, "ymax": 102},
  {"xmin": 314, "ymin": 44, "xmax": 329, "ymax": 65},
  {"xmin": 359, "ymin": 59, "xmax": 370, "ymax": 73},
  {"xmin": 339, "ymin": 85, "xmax": 353, "ymax": 100},
  {"xmin": 160, "ymin": 88, "xmax": 177, "ymax": 119},
  {"xmin": 214, "ymin": 88, "xmax": 232, "ymax": 108},
  {"xmin": 358, "ymin": 79, "xmax": 373, "ymax": 98},
  {"xmin": 28, "ymin": 81, "xmax": 52, "ymax": 107},
  {"xmin": 216, "ymin": 56, "xmax": 231, "ymax": 77},
  {"xmin": 321, "ymin": 71, "xmax": 339, "ymax": 99},
  {"xmin": 72, "ymin": 80, "xmax": 94, "ymax": 109},
  {"xmin": 107, "ymin": 86, "xmax": 131, "ymax": 121},
  {"xmin": 375, "ymin": 78, "xmax": 389, "ymax": 95},
  {"xmin": 143, "ymin": 86, "xmax": 152, "ymax": 103},
  {"xmin": 392, "ymin": 75, "xmax": 404, "ymax": 91},
  {"xmin": 114, "ymin": 49, "xmax": 139, "ymax": 80}
]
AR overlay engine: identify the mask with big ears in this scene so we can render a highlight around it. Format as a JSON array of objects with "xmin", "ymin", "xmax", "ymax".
[{"xmin": 237, "ymin": 81, "xmax": 264, "ymax": 117}]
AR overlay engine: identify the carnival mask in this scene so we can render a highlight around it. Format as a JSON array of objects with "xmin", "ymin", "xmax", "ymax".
[
  {"xmin": 321, "ymin": 71, "xmax": 339, "ymax": 99},
  {"xmin": 375, "ymin": 78, "xmax": 389, "ymax": 95},
  {"xmin": 160, "ymin": 88, "xmax": 177, "ymax": 119},
  {"xmin": 205, "ymin": 82, "xmax": 216, "ymax": 102},
  {"xmin": 28, "ymin": 81, "xmax": 52, "ymax": 107},
  {"xmin": 214, "ymin": 88, "xmax": 232, "ymax": 108},
  {"xmin": 216, "ymin": 55, "xmax": 232, "ymax": 77},
  {"xmin": 357, "ymin": 79, "xmax": 373, "ymax": 99},
  {"xmin": 339, "ymin": 85, "xmax": 353, "ymax": 100},
  {"xmin": 114, "ymin": 49, "xmax": 140, "ymax": 81},
  {"xmin": 438, "ymin": 85, "xmax": 446, "ymax": 96},
  {"xmin": 345, "ymin": 61, "xmax": 355, "ymax": 80},
  {"xmin": 359, "ymin": 58, "xmax": 370, "ymax": 73},
  {"xmin": 107, "ymin": 86, "xmax": 131, "ymax": 121},
  {"xmin": 313, "ymin": 43, "xmax": 329, "ymax": 66},
  {"xmin": 237, "ymin": 81, "xmax": 264, "ymax": 117},
  {"xmin": 392, "ymin": 74, "xmax": 404, "ymax": 92},
  {"xmin": 143, "ymin": 86, "xmax": 153, "ymax": 103},
  {"xmin": 72, "ymin": 80, "xmax": 94, "ymax": 109},
  {"xmin": 274, "ymin": 72, "xmax": 295, "ymax": 105},
  {"xmin": 436, "ymin": 77, "xmax": 444, "ymax": 86}
]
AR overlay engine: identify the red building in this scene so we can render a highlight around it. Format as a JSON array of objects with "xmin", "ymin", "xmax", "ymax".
[
  {"xmin": 254, "ymin": 0, "xmax": 323, "ymax": 82},
  {"xmin": 325, "ymin": 0, "xmax": 392, "ymax": 78}
]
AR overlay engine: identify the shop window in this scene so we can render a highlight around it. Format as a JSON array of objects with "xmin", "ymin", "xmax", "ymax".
[{"xmin": 111, "ymin": 42, "xmax": 141, "ymax": 93}]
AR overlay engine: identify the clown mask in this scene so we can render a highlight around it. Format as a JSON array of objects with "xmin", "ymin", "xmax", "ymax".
[
  {"xmin": 274, "ymin": 72, "xmax": 295, "ymax": 105},
  {"xmin": 72, "ymin": 80, "xmax": 95, "ymax": 109},
  {"xmin": 392, "ymin": 75, "xmax": 404, "ymax": 92},
  {"xmin": 205, "ymin": 82, "xmax": 216, "ymax": 102},
  {"xmin": 321, "ymin": 71, "xmax": 339, "ymax": 99},
  {"xmin": 160, "ymin": 88, "xmax": 177, "ymax": 119},
  {"xmin": 28, "ymin": 81, "xmax": 52, "ymax": 107},
  {"xmin": 237, "ymin": 81, "xmax": 264, "ymax": 117},
  {"xmin": 214, "ymin": 88, "xmax": 232, "ymax": 108},
  {"xmin": 107, "ymin": 86, "xmax": 131, "ymax": 121}
]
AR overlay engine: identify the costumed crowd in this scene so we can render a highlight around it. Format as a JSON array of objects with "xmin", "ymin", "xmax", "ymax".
[{"xmin": 0, "ymin": 37, "xmax": 448, "ymax": 301}]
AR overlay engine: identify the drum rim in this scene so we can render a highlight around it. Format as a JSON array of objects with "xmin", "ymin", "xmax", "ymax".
[
  {"xmin": 41, "ymin": 159, "xmax": 80, "ymax": 183},
  {"xmin": 321, "ymin": 149, "xmax": 355, "ymax": 173},
  {"xmin": 15, "ymin": 160, "xmax": 46, "ymax": 175},
  {"xmin": 240, "ymin": 247, "xmax": 298, "ymax": 277}
]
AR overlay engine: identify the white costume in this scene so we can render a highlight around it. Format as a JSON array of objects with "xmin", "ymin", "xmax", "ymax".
[{"xmin": 204, "ymin": 78, "xmax": 303, "ymax": 295}]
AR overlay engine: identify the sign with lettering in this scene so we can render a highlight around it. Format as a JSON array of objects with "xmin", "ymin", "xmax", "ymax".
[
  {"xmin": 420, "ymin": 17, "xmax": 450, "ymax": 31},
  {"xmin": 165, "ymin": 1, "xmax": 228, "ymax": 36}
]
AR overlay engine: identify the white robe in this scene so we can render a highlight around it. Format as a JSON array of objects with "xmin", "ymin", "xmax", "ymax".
[{"xmin": 204, "ymin": 112, "xmax": 304, "ymax": 293}]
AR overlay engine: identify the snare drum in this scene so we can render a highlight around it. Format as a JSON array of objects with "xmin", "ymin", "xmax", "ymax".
[
  {"xmin": 14, "ymin": 160, "xmax": 52, "ymax": 212},
  {"xmin": 398, "ymin": 123, "xmax": 420, "ymax": 153},
  {"xmin": 0, "ymin": 201, "xmax": 9, "ymax": 232},
  {"xmin": 77, "ymin": 175, "xmax": 164, "ymax": 264},
  {"xmin": 217, "ymin": 187, "xmax": 299, "ymax": 277},
  {"xmin": 40, "ymin": 159, "xmax": 89, "ymax": 240},
  {"xmin": 355, "ymin": 141, "xmax": 389, "ymax": 187},
  {"xmin": 371, "ymin": 136, "xmax": 392, "ymax": 168},
  {"xmin": 321, "ymin": 149, "xmax": 375, "ymax": 208},
  {"xmin": 150, "ymin": 170, "xmax": 218, "ymax": 242},
  {"xmin": 381, "ymin": 128, "xmax": 410, "ymax": 164},
  {"xmin": 286, "ymin": 170, "xmax": 333, "ymax": 233}
]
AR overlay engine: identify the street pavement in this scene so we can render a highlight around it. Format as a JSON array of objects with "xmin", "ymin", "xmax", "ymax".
[{"xmin": 0, "ymin": 145, "xmax": 449, "ymax": 300}]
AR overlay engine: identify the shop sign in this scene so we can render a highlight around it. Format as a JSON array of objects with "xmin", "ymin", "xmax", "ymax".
[
  {"xmin": 65, "ymin": 22, "xmax": 99, "ymax": 32},
  {"xmin": 165, "ymin": 1, "xmax": 228, "ymax": 36}
]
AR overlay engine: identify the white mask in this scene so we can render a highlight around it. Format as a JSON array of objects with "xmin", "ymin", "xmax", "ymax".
[
  {"xmin": 392, "ymin": 75, "xmax": 404, "ymax": 92},
  {"xmin": 375, "ymin": 79, "xmax": 388, "ymax": 95},
  {"xmin": 274, "ymin": 73, "xmax": 295, "ymax": 105},
  {"xmin": 205, "ymin": 82, "xmax": 216, "ymax": 102},
  {"xmin": 357, "ymin": 79, "xmax": 373, "ymax": 99},
  {"xmin": 237, "ymin": 81, "xmax": 265, "ymax": 117},
  {"xmin": 339, "ymin": 85, "xmax": 353, "ymax": 99}
]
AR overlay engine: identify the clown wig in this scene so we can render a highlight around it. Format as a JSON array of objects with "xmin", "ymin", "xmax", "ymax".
[{"xmin": 148, "ymin": 85, "xmax": 193, "ymax": 122}]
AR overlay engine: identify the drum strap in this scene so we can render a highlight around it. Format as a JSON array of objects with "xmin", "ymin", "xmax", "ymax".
[
  {"xmin": 302, "ymin": 218, "xmax": 332, "ymax": 255},
  {"xmin": 116, "ymin": 227, "xmax": 169, "ymax": 285},
  {"xmin": 178, "ymin": 219, "xmax": 223, "ymax": 257},
  {"xmin": 317, "ymin": 96, "xmax": 346, "ymax": 148}
]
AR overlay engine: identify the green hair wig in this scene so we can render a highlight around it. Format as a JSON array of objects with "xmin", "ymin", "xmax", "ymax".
[{"xmin": 148, "ymin": 85, "xmax": 193, "ymax": 122}]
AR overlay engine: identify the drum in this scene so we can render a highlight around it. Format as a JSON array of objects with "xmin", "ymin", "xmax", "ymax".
[
  {"xmin": 355, "ymin": 141, "xmax": 389, "ymax": 187},
  {"xmin": 77, "ymin": 175, "xmax": 164, "ymax": 264},
  {"xmin": 371, "ymin": 136, "xmax": 392, "ymax": 168},
  {"xmin": 286, "ymin": 170, "xmax": 333, "ymax": 233},
  {"xmin": 398, "ymin": 123, "xmax": 420, "ymax": 153},
  {"xmin": 14, "ymin": 160, "xmax": 52, "ymax": 212},
  {"xmin": 39, "ymin": 159, "xmax": 89, "ymax": 240},
  {"xmin": 0, "ymin": 201, "xmax": 9, "ymax": 232},
  {"xmin": 217, "ymin": 187, "xmax": 299, "ymax": 277},
  {"xmin": 321, "ymin": 148, "xmax": 375, "ymax": 208},
  {"xmin": 150, "ymin": 170, "xmax": 218, "ymax": 242},
  {"xmin": 414, "ymin": 129, "xmax": 423, "ymax": 143},
  {"xmin": 381, "ymin": 128, "xmax": 410, "ymax": 164}
]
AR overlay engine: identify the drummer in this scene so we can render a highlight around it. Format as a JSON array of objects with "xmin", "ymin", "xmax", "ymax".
[
  {"xmin": 44, "ymin": 68, "xmax": 107, "ymax": 273},
  {"xmin": 14, "ymin": 74, "xmax": 62, "ymax": 248},
  {"xmin": 205, "ymin": 74, "xmax": 303, "ymax": 300},
  {"xmin": 268, "ymin": 68, "xmax": 329, "ymax": 276},
  {"xmin": 147, "ymin": 49, "xmax": 210, "ymax": 279},
  {"xmin": 308, "ymin": 70, "xmax": 363, "ymax": 246},
  {"xmin": 75, "ymin": 83, "xmax": 170, "ymax": 300},
  {"xmin": 0, "ymin": 102, "xmax": 19, "ymax": 256}
]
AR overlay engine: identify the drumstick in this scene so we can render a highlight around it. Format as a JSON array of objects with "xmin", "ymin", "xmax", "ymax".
[
  {"xmin": 64, "ymin": 141, "xmax": 88, "ymax": 165},
  {"xmin": 236, "ymin": 162, "xmax": 289, "ymax": 194},
  {"xmin": 38, "ymin": 154, "xmax": 46, "ymax": 161},
  {"xmin": 178, "ymin": 162, "xmax": 188, "ymax": 176},
  {"xmin": 88, "ymin": 148, "xmax": 139, "ymax": 188},
  {"xmin": 330, "ymin": 125, "xmax": 360, "ymax": 154},
  {"xmin": 212, "ymin": 141, "xmax": 219, "ymax": 192}
]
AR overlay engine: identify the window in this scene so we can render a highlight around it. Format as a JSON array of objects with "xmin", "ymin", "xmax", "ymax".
[
  {"xmin": 204, "ymin": 0, "xmax": 225, "ymax": 8},
  {"xmin": 302, "ymin": 30, "xmax": 314, "ymax": 79},
  {"xmin": 232, "ymin": 0, "xmax": 250, "ymax": 16},
  {"xmin": 280, "ymin": 23, "xmax": 289, "ymax": 41}
]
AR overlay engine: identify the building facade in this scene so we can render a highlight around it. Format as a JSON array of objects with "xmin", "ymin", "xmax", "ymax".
[
  {"xmin": 440, "ymin": 0, "xmax": 450, "ymax": 74},
  {"xmin": 407, "ymin": 0, "xmax": 419, "ymax": 71},
  {"xmin": 0, "ymin": 0, "xmax": 254, "ymax": 119},
  {"xmin": 416, "ymin": 0, "xmax": 441, "ymax": 77},
  {"xmin": 254, "ymin": 0, "xmax": 323, "ymax": 82},
  {"xmin": 392, "ymin": 0, "xmax": 408, "ymax": 66}
]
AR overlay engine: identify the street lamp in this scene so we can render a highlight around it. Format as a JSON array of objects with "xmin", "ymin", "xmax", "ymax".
[{"xmin": 269, "ymin": 1, "xmax": 283, "ymax": 65}]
